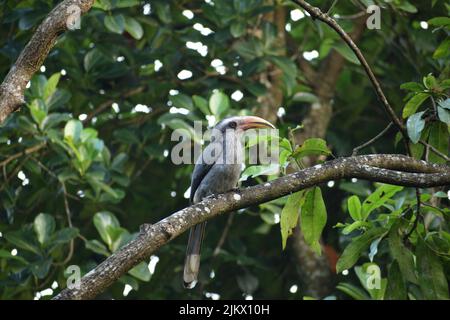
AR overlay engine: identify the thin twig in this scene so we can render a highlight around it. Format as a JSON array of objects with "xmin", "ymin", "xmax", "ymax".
[
  {"xmin": 430, "ymin": 96, "xmax": 438, "ymax": 118},
  {"xmin": 352, "ymin": 122, "xmax": 393, "ymax": 156},
  {"xmin": 53, "ymin": 182, "xmax": 74, "ymax": 266},
  {"xmin": 404, "ymin": 188, "xmax": 422, "ymax": 239},
  {"xmin": 31, "ymin": 156, "xmax": 57, "ymax": 179},
  {"xmin": 0, "ymin": 156, "xmax": 30, "ymax": 192},
  {"xmin": 0, "ymin": 142, "xmax": 46, "ymax": 167},
  {"xmin": 83, "ymin": 85, "xmax": 146, "ymax": 123},
  {"xmin": 213, "ymin": 212, "xmax": 235, "ymax": 257},
  {"xmin": 335, "ymin": 11, "xmax": 367, "ymax": 20},
  {"xmin": 291, "ymin": 0, "xmax": 407, "ymax": 138},
  {"xmin": 326, "ymin": 0, "xmax": 339, "ymax": 14},
  {"xmin": 419, "ymin": 140, "xmax": 450, "ymax": 162}
]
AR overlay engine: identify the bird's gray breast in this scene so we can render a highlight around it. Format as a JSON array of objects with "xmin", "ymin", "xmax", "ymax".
[{"xmin": 193, "ymin": 163, "xmax": 242, "ymax": 203}]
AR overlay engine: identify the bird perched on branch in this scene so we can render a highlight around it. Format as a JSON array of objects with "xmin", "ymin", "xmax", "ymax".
[{"xmin": 183, "ymin": 116, "xmax": 275, "ymax": 289}]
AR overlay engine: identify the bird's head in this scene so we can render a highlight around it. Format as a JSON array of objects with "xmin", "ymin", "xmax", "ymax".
[{"xmin": 214, "ymin": 116, "xmax": 275, "ymax": 133}]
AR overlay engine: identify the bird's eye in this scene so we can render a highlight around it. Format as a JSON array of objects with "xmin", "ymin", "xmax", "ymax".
[{"xmin": 228, "ymin": 121, "xmax": 237, "ymax": 129}]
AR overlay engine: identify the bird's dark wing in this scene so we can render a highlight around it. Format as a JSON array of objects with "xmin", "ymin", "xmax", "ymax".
[
  {"xmin": 189, "ymin": 162, "xmax": 212, "ymax": 203},
  {"xmin": 189, "ymin": 141, "xmax": 222, "ymax": 203}
]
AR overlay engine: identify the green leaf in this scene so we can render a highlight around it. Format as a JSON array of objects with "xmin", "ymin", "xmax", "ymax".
[
  {"xmin": 292, "ymin": 138, "xmax": 331, "ymax": 159},
  {"xmin": 333, "ymin": 43, "xmax": 360, "ymax": 65},
  {"xmin": 361, "ymin": 184, "xmax": 403, "ymax": 219},
  {"xmin": 85, "ymin": 239, "xmax": 110, "ymax": 257},
  {"xmin": 125, "ymin": 16, "xmax": 143, "ymax": 40},
  {"xmin": 93, "ymin": 211, "xmax": 121, "ymax": 248},
  {"xmin": 406, "ymin": 111, "xmax": 425, "ymax": 144},
  {"xmin": 192, "ymin": 95, "xmax": 210, "ymax": 115},
  {"xmin": 84, "ymin": 49, "xmax": 105, "ymax": 72},
  {"xmin": 43, "ymin": 73, "xmax": 61, "ymax": 100},
  {"xmin": 42, "ymin": 113, "xmax": 71, "ymax": 130},
  {"xmin": 47, "ymin": 89, "xmax": 71, "ymax": 110},
  {"xmin": 410, "ymin": 141, "xmax": 425, "ymax": 160},
  {"xmin": 400, "ymin": 82, "xmax": 423, "ymax": 92},
  {"xmin": 300, "ymin": 187, "xmax": 327, "ymax": 255},
  {"xmin": 154, "ymin": 2, "xmax": 172, "ymax": 24},
  {"xmin": 292, "ymin": 92, "xmax": 319, "ymax": 103},
  {"xmin": 355, "ymin": 263, "xmax": 387, "ymax": 300},
  {"xmin": 104, "ymin": 14, "xmax": 125, "ymax": 34},
  {"xmin": 118, "ymin": 275, "xmax": 139, "ymax": 291},
  {"xmin": 64, "ymin": 119, "xmax": 83, "ymax": 143},
  {"xmin": 30, "ymin": 258, "xmax": 52, "ymax": 279},
  {"xmin": 240, "ymin": 164, "xmax": 279, "ymax": 181},
  {"xmin": 52, "ymin": 228, "xmax": 79, "ymax": 245},
  {"xmin": 347, "ymin": 195, "xmax": 362, "ymax": 221},
  {"xmin": 129, "ymin": 261, "xmax": 151, "ymax": 281},
  {"xmin": 115, "ymin": 0, "xmax": 141, "ymax": 8},
  {"xmin": 0, "ymin": 249, "xmax": 27, "ymax": 264},
  {"xmin": 423, "ymin": 74, "xmax": 437, "ymax": 90},
  {"xmin": 230, "ymin": 21, "xmax": 246, "ymax": 37},
  {"xmin": 342, "ymin": 221, "xmax": 371, "ymax": 235},
  {"xmin": 416, "ymin": 238, "xmax": 449, "ymax": 300},
  {"xmin": 29, "ymin": 99, "xmax": 47, "ymax": 125},
  {"xmin": 388, "ymin": 222, "xmax": 418, "ymax": 284},
  {"xmin": 437, "ymin": 106, "xmax": 450, "ymax": 125},
  {"xmin": 336, "ymin": 227, "xmax": 387, "ymax": 274},
  {"xmin": 385, "ymin": 261, "xmax": 407, "ymax": 300},
  {"xmin": 209, "ymin": 91, "xmax": 230, "ymax": 117},
  {"xmin": 397, "ymin": 1, "xmax": 417, "ymax": 13},
  {"xmin": 81, "ymin": 128, "xmax": 98, "ymax": 142},
  {"xmin": 336, "ymin": 282, "xmax": 370, "ymax": 300},
  {"xmin": 30, "ymin": 75, "xmax": 46, "ymax": 97},
  {"xmin": 438, "ymin": 98, "xmax": 450, "ymax": 110},
  {"xmin": 280, "ymin": 191, "xmax": 305, "ymax": 250},
  {"xmin": 170, "ymin": 94, "xmax": 193, "ymax": 110},
  {"xmin": 403, "ymin": 93, "xmax": 429, "ymax": 118},
  {"xmin": 234, "ymin": 38, "xmax": 264, "ymax": 59},
  {"xmin": 109, "ymin": 227, "xmax": 132, "ymax": 252},
  {"xmin": 33, "ymin": 213, "xmax": 55, "ymax": 246},
  {"xmin": 5, "ymin": 231, "xmax": 41, "ymax": 255},
  {"xmin": 428, "ymin": 17, "xmax": 450, "ymax": 27},
  {"xmin": 93, "ymin": 0, "xmax": 112, "ymax": 10},
  {"xmin": 428, "ymin": 122, "xmax": 449, "ymax": 164},
  {"xmin": 433, "ymin": 39, "xmax": 450, "ymax": 59}
]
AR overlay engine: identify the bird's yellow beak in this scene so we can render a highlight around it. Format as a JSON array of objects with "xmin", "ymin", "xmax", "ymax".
[{"xmin": 239, "ymin": 116, "xmax": 275, "ymax": 130}]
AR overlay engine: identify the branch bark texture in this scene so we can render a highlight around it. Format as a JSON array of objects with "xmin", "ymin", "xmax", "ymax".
[
  {"xmin": 0, "ymin": 0, "xmax": 94, "ymax": 123},
  {"xmin": 53, "ymin": 155, "xmax": 450, "ymax": 300}
]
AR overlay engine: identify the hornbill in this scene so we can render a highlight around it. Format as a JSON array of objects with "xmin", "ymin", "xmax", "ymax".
[{"xmin": 183, "ymin": 116, "xmax": 275, "ymax": 289}]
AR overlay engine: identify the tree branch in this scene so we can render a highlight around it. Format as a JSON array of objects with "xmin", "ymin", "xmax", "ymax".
[
  {"xmin": 0, "ymin": 0, "xmax": 95, "ymax": 123},
  {"xmin": 352, "ymin": 122, "xmax": 393, "ymax": 156},
  {"xmin": 0, "ymin": 142, "xmax": 46, "ymax": 167},
  {"xmin": 53, "ymin": 154, "xmax": 450, "ymax": 300}
]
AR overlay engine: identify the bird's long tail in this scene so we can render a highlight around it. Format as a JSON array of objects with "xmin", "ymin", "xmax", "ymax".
[{"xmin": 183, "ymin": 222, "xmax": 206, "ymax": 289}]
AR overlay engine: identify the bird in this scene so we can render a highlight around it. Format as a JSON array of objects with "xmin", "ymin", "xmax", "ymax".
[{"xmin": 183, "ymin": 115, "xmax": 275, "ymax": 289}]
